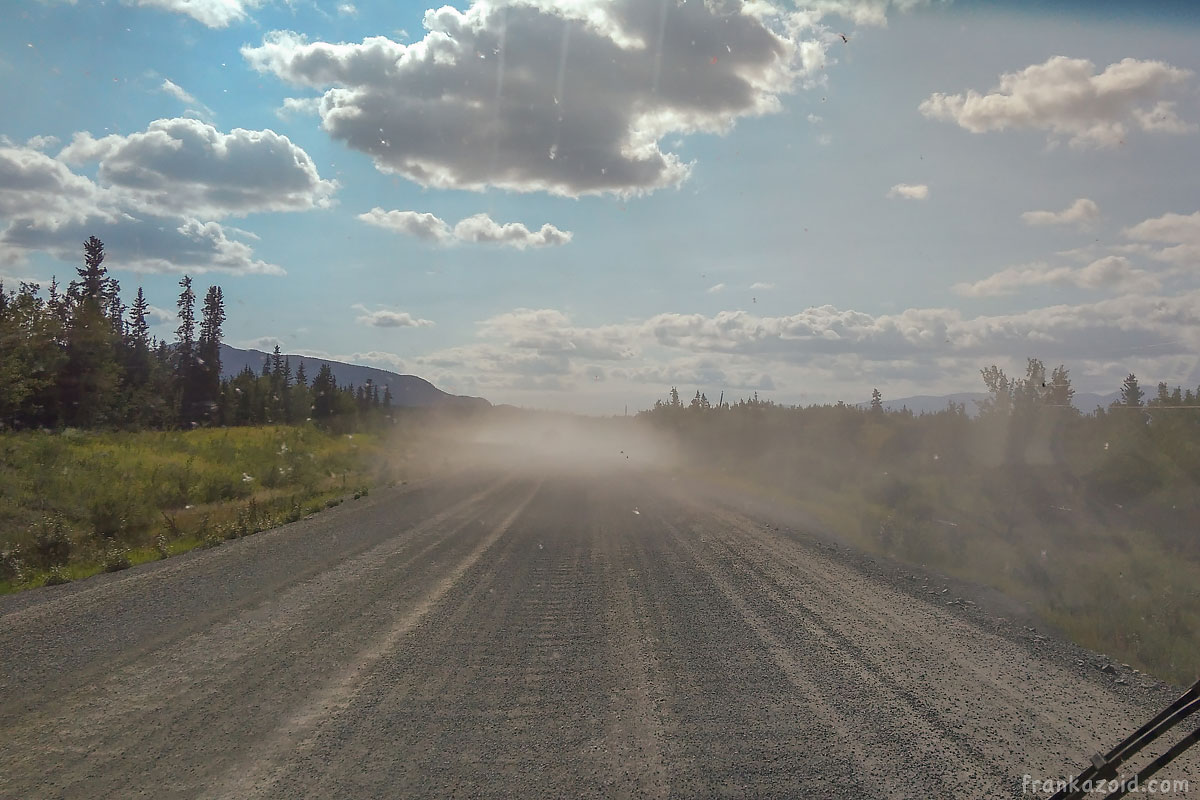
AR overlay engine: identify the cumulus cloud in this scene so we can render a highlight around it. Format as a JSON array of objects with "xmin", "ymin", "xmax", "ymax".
[
  {"xmin": 920, "ymin": 56, "xmax": 1196, "ymax": 149},
  {"xmin": 706, "ymin": 283, "xmax": 726, "ymax": 293},
  {"xmin": 887, "ymin": 183, "xmax": 928, "ymax": 200},
  {"xmin": 416, "ymin": 291, "xmax": 1200, "ymax": 400},
  {"xmin": 352, "ymin": 304, "xmax": 435, "ymax": 328},
  {"xmin": 123, "ymin": 0, "xmax": 262, "ymax": 27},
  {"xmin": 275, "ymin": 97, "xmax": 322, "ymax": 119},
  {"xmin": 59, "ymin": 118, "xmax": 337, "ymax": 218},
  {"xmin": 358, "ymin": 209, "xmax": 451, "ymax": 243},
  {"xmin": 952, "ymin": 257, "xmax": 1158, "ymax": 297},
  {"xmin": 750, "ymin": 281, "xmax": 775, "ymax": 289},
  {"xmin": 0, "ymin": 146, "xmax": 113, "ymax": 227},
  {"xmin": 25, "ymin": 135, "xmax": 60, "ymax": 151},
  {"xmin": 358, "ymin": 208, "xmax": 572, "ymax": 249},
  {"xmin": 145, "ymin": 304, "xmax": 178, "ymax": 325},
  {"xmin": 452, "ymin": 213, "xmax": 572, "ymax": 249},
  {"xmin": 0, "ymin": 135, "xmax": 307, "ymax": 276},
  {"xmin": 242, "ymin": 336, "xmax": 286, "ymax": 351},
  {"xmin": 1021, "ymin": 198, "xmax": 1099, "ymax": 228},
  {"xmin": 243, "ymin": 0, "xmax": 833, "ymax": 196},
  {"xmin": 2, "ymin": 213, "xmax": 285, "ymax": 275},
  {"xmin": 1125, "ymin": 210, "xmax": 1200, "ymax": 268}
]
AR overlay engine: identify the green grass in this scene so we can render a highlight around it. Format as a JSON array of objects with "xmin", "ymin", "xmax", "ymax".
[{"xmin": 0, "ymin": 425, "xmax": 402, "ymax": 594}]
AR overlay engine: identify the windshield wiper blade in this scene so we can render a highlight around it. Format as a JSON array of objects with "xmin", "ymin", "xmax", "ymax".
[{"xmin": 1048, "ymin": 677, "xmax": 1200, "ymax": 800}]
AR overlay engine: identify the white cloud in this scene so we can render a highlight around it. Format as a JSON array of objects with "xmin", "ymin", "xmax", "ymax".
[
  {"xmin": 243, "ymin": 0, "xmax": 832, "ymax": 196},
  {"xmin": 145, "ymin": 304, "xmax": 178, "ymax": 325},
  {"xmin": 750, "ymin": 281, "xmax": 775, "ymax": 289},
  {"xmin": 359, "ymin": 208, "xmax": 572, "ymax": 249},
  {"xmin": 352, "ymin": 304, "xmax": 435, "ymax": 328},
  {"xmin": 706, "ymin": 283, "xmax": 726, "ymax": 294},
  {"xmin": 343, "ymin": 351, "xmax": 406, "ymax": 371},
  {"xmin": 0, "ymin": 142, "xmax": 287, "ymax": 276},
  {"xmin": 2, "ymin": 214, "xmax": 286, "ymax": 276},
  {"xmin": 160, "ymin": 79, "xmax": 200, "ymax": 106},
  {"xmin": 952, "ymin": 257, "xmax": 1158, "ymax": 297},
  {"xmin": 59, "ymin": 118, "xmax": 337, "ymax": 218},
  {"xmin": 275, "ymin": 97, "xmax": 322, "ymax": 119},
  {"xmin": 358, "ymin": 209, "xmax": 451, "ymax": 243},
  {"xmin": 795, "ymin": 0, "xmax": 944, "ymax": 28},
  {"xmin": 159, "ymin": 79, "xmax": 215, "ymax": 121},
  {"xmin": 887, "ymin": 183, "xmax": 928, "ymax": 200},
  {"xmin": 25, "ymin": 135, "xmax": 59, "ymax": 151},
  {"xmin": 0, "ymin": 146, "xmax": 113, "ymax": 227},
  {"xmin": 1021, "ymin": 198, "xmax": 1099, "ymax": 228},
  {"xmin": 920, "ymin": 56, "xmax": 1196, "ymax": 149},
  {"xmin": 123, "ymin": 0, "xmax": 262, "ymax": 28},
  {"xmin": 1125, "ymin": 211, "xmax": 1200, "ymax": 269},
  {"xmin": 336, "ymin": 2, "xmax": 356, "ymax": 16},
  {"xmin": 241, "ymin": 336, "xmax": 286, "ymax": 351},
  {"xmin": 452, "ymin": 214, "xmax": 572, "ymax": 249},
  {"xmin": 415, "ymin": 291, "xmax": 1200, "ymax": 401}
]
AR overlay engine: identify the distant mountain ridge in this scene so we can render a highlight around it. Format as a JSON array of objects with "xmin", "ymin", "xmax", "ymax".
[
  {"xmin": 219, "ymin": 344, "xmax": 489, "ymax": 410},
  {"xmin": 862, "ymin": 391, "xmax": 1122, "ymax": 417}
]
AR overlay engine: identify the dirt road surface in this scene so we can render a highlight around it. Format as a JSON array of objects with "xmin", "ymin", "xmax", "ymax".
[{"xmin": 2, "ymin": 469, "xmax": 1195, "ymax": 798}]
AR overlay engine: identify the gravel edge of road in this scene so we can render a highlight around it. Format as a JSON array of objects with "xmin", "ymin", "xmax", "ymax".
[{"xmin": 677, "ymin": 472, "xmax": 1190, "ymax": 712}]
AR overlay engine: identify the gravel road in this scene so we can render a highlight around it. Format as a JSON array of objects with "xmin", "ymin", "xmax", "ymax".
[{"xmin": 2, "ymin": 468, "xmax": 1195, "ymax": 799}]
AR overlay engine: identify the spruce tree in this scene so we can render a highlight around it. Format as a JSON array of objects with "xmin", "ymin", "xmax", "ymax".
[
  {"xmin": 1119, "ymin": 374, "xmax": 1144, "ymax": 408},
  {"xmin": 175, "ymin": 275, "xmax": 197, "ymax": 424},
  {"xmin": 60, "ymin": 237, "xmax": 120, "ymax": 427},
  {"xmin": 197, "ymin": 285, "xmax": 225, "ymax": 422}
]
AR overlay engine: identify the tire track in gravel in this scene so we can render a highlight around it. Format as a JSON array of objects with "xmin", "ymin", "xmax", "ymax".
[
  {"xmin": 659, "ymin": 487, "xmax": 1198, "ymax": 795},
  {"xmin": 203, "ymin": 479, "xmax": 544, "ymax": 800},
  {"xmin": 618, "ymin": 492, "xmax": 874, "ymax": 799},
  {"xmin": 0, "ymin": 477, "xmax": 530, "ymax": 800},
  {"xmin": 661, "ymin": 511, "xmax": 1013, "ymax": 796},
  {"xmin": 263, "ymin": 477, "xmax": 640, "ymax": 799},
  {"xmin": 594, "ymin": 502, "xmax": 671, "ymax": 800},
  {"xmin": 699, "ymin": 506, "xmax": 1105, "ymax": 772},
  {"xmin": 692, "ymin": 501, "xmax": 1200, "ymax": 782}
]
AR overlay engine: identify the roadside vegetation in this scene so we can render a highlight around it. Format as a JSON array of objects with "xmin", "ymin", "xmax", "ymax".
[
  {"xmin": 640, "ymin": 364, "xmax": 1200, "ymax": 685},
  {"xmin": 0, "ymin": 425, "xmax": 402, "ymax": 593},
  {"xmin": 0, "ymin": 235, "xmax": 443, "ymax": 594}
]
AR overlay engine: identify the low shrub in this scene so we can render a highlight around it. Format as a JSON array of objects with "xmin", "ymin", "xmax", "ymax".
[
  {"xmin": 102, "ymin": 547, "xmax": 131, "ymax": 572},
  {"xmin": 32, "ymin": 515, "xmax": 72, "ymax": 568}
]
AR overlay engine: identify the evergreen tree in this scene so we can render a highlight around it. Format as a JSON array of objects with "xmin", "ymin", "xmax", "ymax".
[
  {"xmin": 175, "ymin": 275, "xmax": 198, "ymax": 424},
  {"xmin": 0, "ymin": 282, "xmax": 66, "ymax": 427},
  {"xmin": 382, "ymin": 385, "xmax": 393, "ymax": 408},
  {"xmin": 870, "ymin": 388, "xmax": 883, "ymax": 413},
  {"xmin": 312, "ymin": 364, "xmax": 336, "ymax": 420},
  {"xmin": 60, "ymin": 237, "xmax": 120, "ymax": 427},
  {"xmin": 196, "ymin": 285, "xmax": 225, "ymax": 422},
  {"xmin": 294, "ymin": 361, "xmax": 308, "ymax": 388},
  {"xmin": 120, "ymin": 286, "xmax": 159, "ymax": 424},
  {"xmin": 1119, "ymin": 373, "xmax": 1144, "ymax": 408}
]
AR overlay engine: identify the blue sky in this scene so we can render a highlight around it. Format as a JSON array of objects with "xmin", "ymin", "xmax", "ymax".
[{"xmin": 3, "ymin": 0, "xmax": 1200, "ymax": 412}]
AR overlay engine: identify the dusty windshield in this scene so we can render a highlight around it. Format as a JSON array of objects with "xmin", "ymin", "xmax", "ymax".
[{"xmin": 1, "ymin": 0, "xmax": 1198, "ymax": 798}]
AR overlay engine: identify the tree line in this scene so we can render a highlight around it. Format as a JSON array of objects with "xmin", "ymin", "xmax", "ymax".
[
  {"xmin": 640, "ymin": 357, "xmax": 1200, "ymax": 508},
  {"xmin": 0, "ymin": 236, "xmax": 392, "ymax": 431}
]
